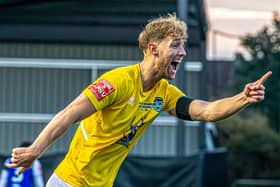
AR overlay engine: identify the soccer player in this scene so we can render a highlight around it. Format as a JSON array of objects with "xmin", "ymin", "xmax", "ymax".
[
  {"xmin": 0, "ymin": 142, "xmax": 44, "ymax": 187},
  {"xmin": 6, "ymin": 14, "xmax": 271, "ymax": 187}
]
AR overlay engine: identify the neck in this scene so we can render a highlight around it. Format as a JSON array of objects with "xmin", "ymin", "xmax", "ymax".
[{"xmin": 139, "ymin": 59, "xmax": 161, "ymax": 92}]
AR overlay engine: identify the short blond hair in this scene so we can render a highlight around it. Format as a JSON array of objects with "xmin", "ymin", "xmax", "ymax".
[{"xmin": 138, "ymin": 13, "xmax": 187, "ymax": 52}]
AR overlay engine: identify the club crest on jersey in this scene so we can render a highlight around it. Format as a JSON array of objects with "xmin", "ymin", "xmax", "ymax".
[
  {"xmin": 153, "ymin": 97, "xmax": 163, "ymax": 112},
  {"xmin": 89, "ymin": 80, "xmax": 115, "ymax": 101}
]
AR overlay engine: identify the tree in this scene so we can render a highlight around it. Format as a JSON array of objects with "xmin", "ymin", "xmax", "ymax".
[
  {"xmin": 217, "ymin": 113, "xmax": 280, "ymax": 181},
  {"xmin": 234, "ymin": 12, "xmax": 280, "ymax": 131}
]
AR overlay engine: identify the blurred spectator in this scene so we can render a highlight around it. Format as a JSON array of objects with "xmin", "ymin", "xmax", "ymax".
[{"xmin": 0, "ymin": 141, "xmax": 44, "ymax": 187}]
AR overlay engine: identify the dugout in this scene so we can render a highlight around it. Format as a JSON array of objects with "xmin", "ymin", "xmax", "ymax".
[{"xmin": 0, "ymin": 1, "xmax": 216, "ymax": 186}]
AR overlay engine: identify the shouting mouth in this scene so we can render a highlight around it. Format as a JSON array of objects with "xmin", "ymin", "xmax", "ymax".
[{"xmin": 169, "ymin": 61, "xmax": 181, "ymax": 74}]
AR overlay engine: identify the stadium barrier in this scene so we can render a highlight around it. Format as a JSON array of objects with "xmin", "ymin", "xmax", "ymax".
[
  {"xmin": 0, "ymin": 149, "xmax": 229, "ymax": 187},
  {"xmin": 232, "ymin": 179, "xmax": 280, "ymax": 187}
]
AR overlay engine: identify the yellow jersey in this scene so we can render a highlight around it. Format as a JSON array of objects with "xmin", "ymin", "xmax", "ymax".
[{"xmin": 55, "ymin": 64, "xmax": 185, "ymax": 187}]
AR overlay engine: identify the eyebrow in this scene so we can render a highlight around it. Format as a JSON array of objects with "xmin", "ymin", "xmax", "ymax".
[
  {"xmin": 172, "ymin": 38, "xmax": 186, "ymax": 42},
  {"xmin": 171, "ymin": 39, "xmax": 186, "ymax": 45}
]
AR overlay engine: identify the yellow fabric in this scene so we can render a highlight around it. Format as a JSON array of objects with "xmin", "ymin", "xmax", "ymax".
[{"xmin": 55, "ymin": 64, "xmax": 185, "ymax": 187}]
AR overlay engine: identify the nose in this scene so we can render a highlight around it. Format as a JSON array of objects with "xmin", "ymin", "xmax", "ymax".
[{"xmin": 179, "ymin": 46, "xmax": 187, "ymax": 57}]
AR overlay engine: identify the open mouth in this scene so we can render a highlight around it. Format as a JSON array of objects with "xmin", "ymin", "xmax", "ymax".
[{"xmin": 171, "ymin": 61, "xmax": 180, "ymax": 71}]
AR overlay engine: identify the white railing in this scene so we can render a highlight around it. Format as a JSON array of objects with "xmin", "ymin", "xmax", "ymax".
[
  {"xmin": 0, "ymin": 112, "xmax": 199, "ymax": 126},
  {"xmin": 0, "ymin": 57, "xmax": 202, "ymax": 79},
  {"xmin": 0, "ymin": 57, "xmax": 201, "ymax": 155},
  {"xmin": 232, "ymin": 179, "xmax": 280, "ymax": 187}
]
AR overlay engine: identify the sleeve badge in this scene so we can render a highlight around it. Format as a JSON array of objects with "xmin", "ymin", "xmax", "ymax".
[{"xmin": 88, "ymin": 80, "xmax": 115, "ymax": 101}]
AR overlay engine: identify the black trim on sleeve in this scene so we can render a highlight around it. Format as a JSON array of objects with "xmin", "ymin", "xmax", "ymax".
[{"xmin": 176, "ymin": 96, "xmax": 194, "ymax": 121}]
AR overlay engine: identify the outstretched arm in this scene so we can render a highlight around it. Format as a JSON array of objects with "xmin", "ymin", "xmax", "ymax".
[
  {"xmin": 171, "ymin": 71, "xmax": 272, "ymax": 122},
  {"xmin": 6, "ymin": 93, "xmax": 96, "ymax": 175}
]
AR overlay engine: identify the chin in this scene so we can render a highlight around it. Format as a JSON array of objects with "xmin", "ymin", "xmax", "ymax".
[{"xmin": 166, "ymin": 74, "xmax": 176, "ymax": 80}]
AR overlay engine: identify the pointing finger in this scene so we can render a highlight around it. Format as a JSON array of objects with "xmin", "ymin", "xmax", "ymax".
[{"xmin": 257, "ymin": 71, "xmax": 272, "ymax": 85}]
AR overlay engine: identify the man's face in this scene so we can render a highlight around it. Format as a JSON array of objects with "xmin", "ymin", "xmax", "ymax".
[{"xmin": 156, "ymin": 37, "xmax": 186, "ymax": 80}]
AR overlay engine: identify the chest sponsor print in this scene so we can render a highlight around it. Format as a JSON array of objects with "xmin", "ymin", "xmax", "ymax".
[{"xmin": 138, "ymin": 97, "xmax": 163, "ymax": 112}]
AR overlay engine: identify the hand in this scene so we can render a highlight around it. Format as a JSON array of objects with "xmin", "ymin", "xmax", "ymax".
[
  {"xmin": 243, "ymin": 71, "xmax": 272, "ymax": 103},
  {"xmin": 5, "ymin": 146, "xmax": 39, "ymax": 175}
]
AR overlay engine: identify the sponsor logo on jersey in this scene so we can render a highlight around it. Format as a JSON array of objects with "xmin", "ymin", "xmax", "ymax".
[
  {"xmin": 89, "ymin": 80, "xmax": 115, "ymax": 101},
  {"xmin": 138, "ymin": 97, "xmax": 163, "ymax": 112},
  {"xmin": 117, "ymin": 117, "xmax": 145, "ymax": 148}
]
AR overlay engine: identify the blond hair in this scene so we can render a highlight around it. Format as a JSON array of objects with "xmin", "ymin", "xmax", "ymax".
[{"xmin": 138, "ymin": 13, "xmax": 187, "ymax": 52}]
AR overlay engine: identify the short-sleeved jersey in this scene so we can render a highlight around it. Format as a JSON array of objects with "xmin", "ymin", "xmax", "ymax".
[{"xmin": 55, "ymin": 64, "xmax": 185, "ymax": 187}]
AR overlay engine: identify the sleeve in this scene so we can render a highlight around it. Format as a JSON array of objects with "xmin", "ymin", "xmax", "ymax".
[
  {"xmin": 32, "ymin": 160, "xmax": 44, "ymax": 187},
  {"xmin": 83, "ymin": 72, "xmax": 129, "ymax": 111},
  {"xmin": 164, "ymin": 83, "xmax": 185, "ymax": 112},
  {"xmin": 0, "ymin": 169, "xmax": 8, "ymax": 187},
  {"xmin": 0, "ymin": 158, "xmax": 10, "ymax": 187}
]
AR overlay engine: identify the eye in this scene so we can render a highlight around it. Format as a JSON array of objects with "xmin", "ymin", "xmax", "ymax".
[{"xmin": 170, "ymin": 42, "xmax": 180, "ymax": 49}]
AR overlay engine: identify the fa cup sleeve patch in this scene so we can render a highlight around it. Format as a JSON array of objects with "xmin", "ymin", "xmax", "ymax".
[{"xmin": 88, "ymin": 80, "xmax": 115, "ymax": 101}]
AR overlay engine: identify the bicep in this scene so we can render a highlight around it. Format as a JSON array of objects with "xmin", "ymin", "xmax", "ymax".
[
  {"xmin": 189, "ymin": 99, "xmax": 209, "ymax": 121},
  {"xmin": 63, "ymin": 93, "xmax": 97, "ymax": 124},
  {"xmin": 169, "ymin": 98, "xmax": 209, "ymax": 121}
]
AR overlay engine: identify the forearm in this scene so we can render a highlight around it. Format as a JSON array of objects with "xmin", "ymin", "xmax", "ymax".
[
  {"xmin": 192, "ymin": 92, "xmax": 250, "ymax": 122},
  {"xmin": 30, "ymin": 107, "xmax": 76, "ymax": 157},
  {"xmin": 7, "ymin": 93, "xmax": 95, "ymax": 173}
]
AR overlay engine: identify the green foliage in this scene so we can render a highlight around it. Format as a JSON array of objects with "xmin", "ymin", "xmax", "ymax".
[
  {"xmin": 217, "ymin": 112, "xmax": 280, "ymax": 181},
  {"xmin": 234, "ymin": 12, "xmax": 280, "ymax": 131},
  {"xmin": 220, "ymin": 14, "xmax": 280, "ymax": 182}
]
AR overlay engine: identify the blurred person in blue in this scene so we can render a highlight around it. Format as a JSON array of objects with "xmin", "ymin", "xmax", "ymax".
[{"xmin": 0, "ymin": 141, "xmax": 44, "ymax": 187}]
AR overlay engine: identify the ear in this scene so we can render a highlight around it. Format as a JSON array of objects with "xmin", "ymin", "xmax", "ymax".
[{"xmin": 148, "ymin": 43, "xmax": 158, "ymax": 55}]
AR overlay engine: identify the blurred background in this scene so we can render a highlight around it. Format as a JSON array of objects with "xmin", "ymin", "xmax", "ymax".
[{"xmin": 0, "ymin": 0, "xmax": 279, "ymax": 187}]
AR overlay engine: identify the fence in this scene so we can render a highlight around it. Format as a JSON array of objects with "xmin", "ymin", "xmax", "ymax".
[
  {"xmin": 0, "ymin": 57, "xmax": 202, "ymax": 156},
  {"xmin": 232, "ymin": 179, "xmax": 280, "ymax": 187}
]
